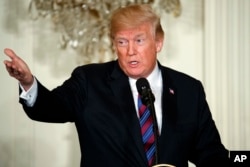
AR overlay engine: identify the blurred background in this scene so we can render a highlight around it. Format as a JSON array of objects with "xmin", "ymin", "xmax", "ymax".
[{"xmin": 0, "ymin": 0, "xmax": 249, "ymax": 166}]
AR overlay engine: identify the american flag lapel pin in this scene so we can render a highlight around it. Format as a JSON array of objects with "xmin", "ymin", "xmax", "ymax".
[{"xmin": 169, "ymin": 88, "xmax": 175, "ymax": 95}]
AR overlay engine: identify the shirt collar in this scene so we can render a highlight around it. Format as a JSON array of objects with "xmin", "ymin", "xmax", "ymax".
[{"xmin": 129, "ymin": 63, "xmax": 162, "ymax": 92}]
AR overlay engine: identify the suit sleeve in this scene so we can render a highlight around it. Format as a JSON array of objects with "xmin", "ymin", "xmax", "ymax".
[{"xmin": 19, "ymin": 67, "xmax": 86, "ymax": 123}]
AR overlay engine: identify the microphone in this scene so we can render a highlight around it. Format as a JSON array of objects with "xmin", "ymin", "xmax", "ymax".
[
  {"xmin": 136, "ymin": 78, "xmax": 155, "ymax": 107},
  {"xmin": 136, "ymin": 78, "xmax": 159, "ymax": 165}
]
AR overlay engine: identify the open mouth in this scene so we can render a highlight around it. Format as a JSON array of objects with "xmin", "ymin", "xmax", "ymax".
[{"xmin": 130, "ymin": 61, "xmax": 138, "ymax": 65}]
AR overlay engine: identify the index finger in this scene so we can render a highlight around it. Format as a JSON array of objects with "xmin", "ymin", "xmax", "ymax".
[{"xmin": 4, "ymin": 48, "xmax": 19, "ymax": 60}]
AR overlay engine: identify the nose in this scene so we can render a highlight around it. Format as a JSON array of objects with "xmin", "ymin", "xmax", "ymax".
[{"xmin": 127, "ymin": 42, "xmax": 136, "ymax": 56}]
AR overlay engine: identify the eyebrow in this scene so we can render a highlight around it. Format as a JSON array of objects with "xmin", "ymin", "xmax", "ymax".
[
  {"xmin": 115, "ymin": 33, "xmax": 146, "ymax": 40},
  {"xmin": 134, "ymin": 33, "xmax": 146, "ymax": 38}
]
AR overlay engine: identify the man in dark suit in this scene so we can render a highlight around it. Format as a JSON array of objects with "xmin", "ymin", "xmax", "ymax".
[{"xmin": 3, "ymin": 4, "xmax": 229, "ymax": 167}]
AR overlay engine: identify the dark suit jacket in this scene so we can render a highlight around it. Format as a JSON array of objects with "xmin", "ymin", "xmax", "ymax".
[{"xmin": 20, "ymin": 60, "xmax": 229, "ymax": 167}]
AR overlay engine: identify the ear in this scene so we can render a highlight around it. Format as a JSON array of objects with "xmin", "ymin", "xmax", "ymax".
[{"xmin": 155, "ymin": 38, "xmax": 164, "ymax": 52}]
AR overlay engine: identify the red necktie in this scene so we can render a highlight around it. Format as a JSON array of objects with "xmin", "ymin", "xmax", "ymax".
[{"xmin": 138, "ymin": 96, "xmax": 156, "ymax": 166}]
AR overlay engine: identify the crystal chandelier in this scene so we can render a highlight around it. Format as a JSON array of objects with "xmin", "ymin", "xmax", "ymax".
[{"xmin": 28, "ymin": 0, "xmax": 181, "ymax": 63}]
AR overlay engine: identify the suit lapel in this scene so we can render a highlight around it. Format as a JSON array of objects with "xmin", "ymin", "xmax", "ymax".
[
  {"xmin": 162, "ymin": 71, "xmax": 177, "ymax": 124},
  {"xmin": 107, "ymin": 61, "xmax": 147, "ymax": 166},
  {"xmin": 158, "ymin": 65, "xmax": 178, "ymax": 158}
]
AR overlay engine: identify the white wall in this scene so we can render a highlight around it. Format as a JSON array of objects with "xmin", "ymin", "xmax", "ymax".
[
  {"xmin": 204, "ymin": 0, "xmax": 250, "ymax": 150},
  {"xmin": 0, "ymin": 1, "xmax": 80, "ymax": 167},
  {"xmin": 0, "ymin": 0, "xmax": 249, "ymax": 166}
]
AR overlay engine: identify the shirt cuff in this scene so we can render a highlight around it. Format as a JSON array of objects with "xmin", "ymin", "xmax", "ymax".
[{"xmin": 19, "ymin": 78, "xmax": 38, "ymax": 107}]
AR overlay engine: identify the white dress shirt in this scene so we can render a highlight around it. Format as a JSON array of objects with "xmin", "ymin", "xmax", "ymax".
[{"xmin": 129, "ymin": 63, "xmax": 163, "ymax": 133}]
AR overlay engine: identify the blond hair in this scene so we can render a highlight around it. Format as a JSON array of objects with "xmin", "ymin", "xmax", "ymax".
[{"xmin": 110, "ymin": 4, "xmax": 164, "ymax": 40}]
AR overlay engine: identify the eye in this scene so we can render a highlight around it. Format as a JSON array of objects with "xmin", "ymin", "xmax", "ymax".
[
  {"xmin": 116, "ymin": 39, "xmax": 128, "ymax": 47},
  {"xmin": 136, "ymin": 38, "xmax": 145, "ymax": 45}
]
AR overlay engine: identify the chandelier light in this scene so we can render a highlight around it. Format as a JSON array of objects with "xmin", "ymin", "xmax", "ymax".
[{"xmin": 28, "ymin": 0, "xmax": 181, "ymax": 62}]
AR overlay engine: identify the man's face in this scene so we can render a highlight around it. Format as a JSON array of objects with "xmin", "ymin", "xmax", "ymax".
[{"xmin": 113, "ymin": 23, "xmax": 163, "ymax": 79}]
